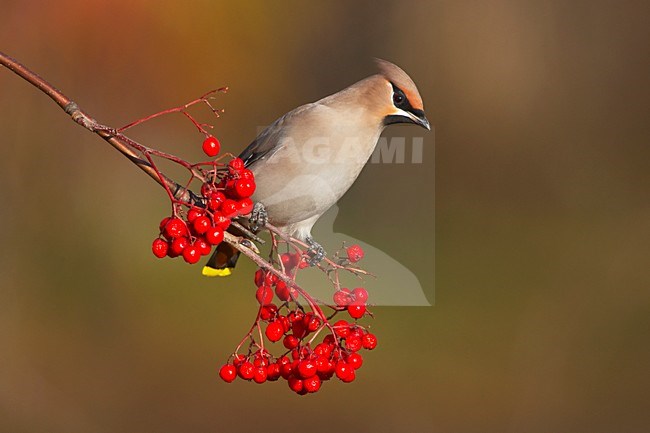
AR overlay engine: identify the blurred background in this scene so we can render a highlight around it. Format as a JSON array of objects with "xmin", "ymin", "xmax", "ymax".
[{"xmin": 1, "ymin": 1, "xmax": 649, "ymax": 432}]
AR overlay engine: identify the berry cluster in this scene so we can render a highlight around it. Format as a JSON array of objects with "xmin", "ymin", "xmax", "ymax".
[
  {"xmin": 150, "ymin": 136, "xmax": 256, "ymax": 263},
  {"xmin": 144, "ymin": 129, "xmax": 376, "ymax": 395},
  {"xmin": 218, "ymin": 249, "xmax": 377, "ymax": 395}
]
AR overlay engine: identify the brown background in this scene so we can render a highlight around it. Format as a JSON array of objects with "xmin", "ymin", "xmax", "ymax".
[{"xmin": 1, "ymin": 1, "xmax": 648, "ymax": 432}]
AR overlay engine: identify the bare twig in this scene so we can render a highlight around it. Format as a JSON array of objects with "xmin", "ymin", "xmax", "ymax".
[{"xmin": 118, "ymin": 88, "xmax": 227, "ymax": 133}]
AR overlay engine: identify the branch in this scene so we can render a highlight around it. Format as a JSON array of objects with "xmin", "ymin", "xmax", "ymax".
[
  {"xmin": 0, "ymin": 51, "xmax": 247, "ymax": 263},
  {"xmin": 2, "ymin": 51, "xmax": 377, "ymax": 393},
  {"xmin": 0, "ymin": 50, "xmax": 350, "ymax": 313}
]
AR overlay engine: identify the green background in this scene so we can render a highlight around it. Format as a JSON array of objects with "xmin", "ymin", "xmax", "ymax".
[{"xmin": 1, "ymin": 1, "xmax": 648, "ymax": 432}]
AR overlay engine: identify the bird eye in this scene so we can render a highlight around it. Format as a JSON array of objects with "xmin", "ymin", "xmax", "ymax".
[{"xmin": 392, "ymin": 89, "xmax": 406, "ymax": 107}]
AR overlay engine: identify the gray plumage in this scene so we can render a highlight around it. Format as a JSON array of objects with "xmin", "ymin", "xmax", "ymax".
[
  {"xmin": 241, "ymin": 61, "xmax": 428, "ymax": 241},
  {"xmin": 203, "ymin": 59, "xmax": 429, "ymax": 275}
]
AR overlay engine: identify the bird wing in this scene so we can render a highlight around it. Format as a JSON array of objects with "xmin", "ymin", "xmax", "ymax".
[{"xmin": 239, "ymin": 103, "xmax": 317, "ymax": 168}]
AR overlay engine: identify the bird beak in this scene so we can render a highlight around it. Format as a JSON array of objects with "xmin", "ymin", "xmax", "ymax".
[
  {"xmin": 409, "ymin": 109, "xmax": 431, "ymax": 130},
  {"xmin": 384, "ymin": 108, "xmax": 432, "ymax": 130},
  {"xmin": 416, "ymin": 114, "xmax": 431, "ymax": 131}
]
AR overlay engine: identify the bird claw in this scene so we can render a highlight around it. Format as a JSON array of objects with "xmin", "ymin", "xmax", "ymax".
[
  {"xmin": 305, "ymin": 237, "xmax": 325, "ymax": 266},
  {"xmin": 249, "ymin": 202, "xmax": 268, "ymax": 231}
]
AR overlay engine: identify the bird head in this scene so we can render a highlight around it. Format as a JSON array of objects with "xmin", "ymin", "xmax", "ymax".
[{"xmin": 373, "ymin": 58, "xmax": 430, "ymax": 130}]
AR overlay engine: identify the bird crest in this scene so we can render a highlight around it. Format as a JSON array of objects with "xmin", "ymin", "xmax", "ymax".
[{"xmin": 375, "ymin": 58, "xmax": 424, "ymax": 110}]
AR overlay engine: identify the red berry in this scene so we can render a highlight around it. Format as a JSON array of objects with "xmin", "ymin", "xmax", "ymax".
[
  {"xmin": 283, "ymin": 335, "xmax": 299, "ymax": 350},
  {"xmin": 238, "ymin": 361, "xmax": 255, "ymax": 380},
  {"xmin": 186, "ymin": 208, "xmax": 204, "ymax": 223},
  {"xmin": 254, "ymin": 269, "xmax": 265, "ymax": 287},
  {"xmin": 347, "ymin": 244, "xmax": 364, "ymax": 263},
  {"xmin": 318, "ymin": 359, "xmax": 336, "ymax": 380},
  {"xmin": 347, "ymin": 304, "xmax": 366, "ymax": 319},
  {"xmin": 207, "ymin": 192, "xmax": 226, "ymax": 211},
  {"xmin": 240, "ymin": 168, "xmax": 254, "ymax": 180},
  {"xmin": 253, "ymin": 366, "xmax": 267, "ymax": 384},
  {"xmin": 346, "ymin": 353, "xmax": 363, "ymax": 370},
  {"xmin": 288, "ymin": 376, "xmax": 304, "ymax": 393},
  {"xmin": 303, "ymin": 375, "xmax": 321, "ymax": 393},
  {"xmin": 346, "ymin": 335, "xmax": 362, "ymax": 352},
  {"xmin": 305, "ymin": 315, "xmax": 321, "ymax": 332},
  {"xmin": 192, "ymin": 216, "xmax": 211, "ymax": 234},
  {"xmin": 334, "ymin": 320, "xmax": 351, "ymax": 338},
  {"xmin": 253, "ymin": 355, "xmax": 269, "ymax": 368},
  {"xmin": 221, "ymin": 199, "xmax": 238, "ymax": 218},
  {"xmin": 211, "ymin": 191, "xmax": 226, "ymax": 202},
  {"xmin": 237, "ymin": 198, "xmax": 254, "ymax": 215},
  {"xmin": 349, "ymin": 326, "xmax": 364, "ymax": 339},
  {"xmin": 200, "ymin": 183, "xmax": 214, "ymax": 197},
  {"xmin": 228, "ymin": 157, "xmax": 245, "ymax": 171},
  {"xmin": 281, "ymin": 253, "xmax": 300, "ymax": 270},
  {"xmin": 280, "ymin": 255, "xmax": 294, "ymax": 270},
  {"xmin": 171, "ymin": 236, "xmax": 189, "ymax": 256},
  {"xmin": 182, "ymin": 245, "xmax": 201, "ymax": 264},
  {"xmin": 302, "ymin": 312, "xmax": 314, "ymax": 325},
  {"xmin": 288, "ymin": 310, "xmax": 304, "ymax": 324},
  {"xmin": 266, "ymin": 363, "xmax": 281, "ymax": 381},
  {"xmin": 280, "ymin": 358, "xmax": 294, "ymax": 379},
  {"xmin": 205, "ymin": 227, "xmax": 224, "ymax": 245},
  {"xmin": 265, "ymin": 321, "xmax": 284, "ymax": 342},
  {"xmin": 292, "ymin": 319, "xmax": 307, "ymax": 339},
  {"xmin": 218, "ymin": 364, "xmax": 237, "ymax": 383},
  {"xmin": 207, "ymin": 198, "xmax": 219, "ymax": 211},
  {"xmin": 352, "ymin": 287, "xmax": 369, "ymax": 304},
  {"xmin": 362, "ymin": 333, "xmax": 377, "ymax": 350},
  {"xmin": 333, "ymin": 289, "xmax": 352, "ymax": 306},
  {"xmin": 167, "ymin": 247, "xmax": 180, "ymax": 258},
  {"xmin": 297, "ymin": 360, "xmax": 317, "ymax": 379},
  {"xmin": 159, "ymin": 217, "xmax": 171, "ymax": 232},
  {"xmin": 278, "ymin": 315, "xmax": 291, "ymax": 333},
  {"xmin": 202, "ymin": 136, "xmax": 221, "ymax": 157},
  {"xmin": 335, "ymin": 361, "xmax": 352, "ymax": 381},
  {"xmin": 163, "ymin": 217, "xmax": 187, "ymax": 239},
  {"xmin": 314, "ymin": 343, "xmax": 332, "ymax": 358},
  {"xmin": 213, "ymin": 212, "xmax": 231, "ymax": 230},
  {"xmin": 151, "ymin": 238, "xmax": 168, "ymax": 258},
  {"xmin": 275, "ymin": 281, "xmax": 291, "ymax": 301},
  {"xmin": 314, "ymin": 355, "xmax": 330, "ymax": 373},
  {"xmin": 195, "ymin": 237, "xmax": 212, "ymax": 256},
  {"xmin": 256, "ymin": 285, "xmax": 273, "ymax": 305},
  {"xmin": 234, "ymin": 179, "xmax": 256, "ymax": 198},
  {"xmin": 341, "ymin": 368, "xmax": 356, "ymax": 383},
  {"xmin": 260, "ymin": 304, "xmax": 278, "ymax": 321}
]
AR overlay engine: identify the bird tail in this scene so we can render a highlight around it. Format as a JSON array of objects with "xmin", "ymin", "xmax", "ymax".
[{"xmin": 202, "ymin": 242, "xmax": 241, "ymax": 277}]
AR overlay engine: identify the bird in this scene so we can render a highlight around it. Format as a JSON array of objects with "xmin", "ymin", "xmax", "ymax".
[{"xmin": 203, "ymin": 59, "xmax": 430, "ymax": 277}]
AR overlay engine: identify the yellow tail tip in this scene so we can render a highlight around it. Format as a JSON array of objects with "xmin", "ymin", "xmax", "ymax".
[{"xmin": 202, "ymin": 266, "xmax": 232, "ymax": 277}]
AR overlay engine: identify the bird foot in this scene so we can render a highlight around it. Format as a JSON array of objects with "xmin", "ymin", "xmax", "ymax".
[
  {"xmin": 305, "ymin": 236, "xmax": 326, "ymax": 266},
  {"xmin": 249, "ymin": 202, "xmax": 268, "ymax": 231}
]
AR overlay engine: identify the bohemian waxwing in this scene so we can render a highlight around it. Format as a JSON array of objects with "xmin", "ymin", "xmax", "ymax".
[{"xmin": 204, "ymin": 59, "xmax": 429, "ymax": 276}]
